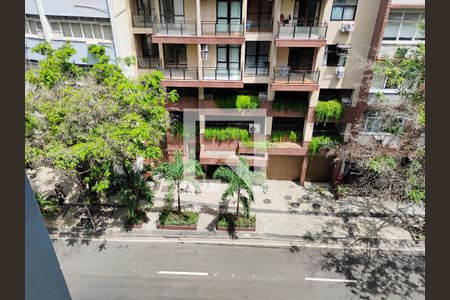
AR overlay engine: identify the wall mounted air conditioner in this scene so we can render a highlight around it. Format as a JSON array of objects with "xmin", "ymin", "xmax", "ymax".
[
  {"xmin": 249, "ymin": 123, "xmax": 261, "ymax": 134},
  {"xmin": 336, "ymin": 66, "xmax": 345, "ymax": 79},
  {"xmin": 204, "ymin": 94, "xmax": 213, "ymax": 100},
  {"xmin": 337, "ymin": 44, "xmax": 352, "ymax": 55},
  {"xmin": 341, "ymin": 22, "xmax": 355, "ymax": 33},
  {"xmin": 258, "ymin": 92, "xmax": 267, "ymax": 101},
  {"xmin": 341, "ymin": 96, "xmax": 352, "ymax": 107},
  {"xmin": 201, "ymin": 44, "xmax": 208, "ymax": 60}
]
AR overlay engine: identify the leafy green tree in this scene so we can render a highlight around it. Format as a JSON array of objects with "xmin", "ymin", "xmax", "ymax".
[
  {"xmin": 213, "ymin": 157, "xmax": 267, "ymax": 218},
  {"xmin": 154, "ymin": 151, "xmax": 205, "ymax": 212},
  {"xmin": 25, "ymin": 42, "xmax": 177, "ymax": 222}
]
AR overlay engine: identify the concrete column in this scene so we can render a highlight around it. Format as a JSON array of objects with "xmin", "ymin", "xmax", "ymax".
[
  {"xmin": 242, "ymin": 0, "xmax": 248, "ymax": 32},
  {"xmin": 303, "ymin": 122, "xmax": 314, "ymax": 142},
  {"xmin": 158, "ymin": 44, "xmax": 164, "ymax": 67},
  {"xmin": 198, "ymin": 87, "xmax": 205, "ymax": 100},
  {"xmin": 198, "ymin": 44, "xmax": 203, "ymax": 80},
  {"xmin": 265, "ymin": 117, "xmax": 273, "ymax": 135},
  {"xmin": 199, "ymin": 114, "xmax": 205, "ymax": 134},
  {"xmin": 342, "ymin": 123, "xmax": 352, "ymax": 142},
  {"xmin": 34, "ymin": 0, "xmax": 52, "ymax": 42},
  {"xmin": 196, "ymin": 0, "xmax": 202, "ymax": 35},
  {"xmin": 267, "ymin": 0, "xmax": 281, "ymax": 99},
  {"xmin": 309, "ymin": 90, "xmax": 320, "ymax": 108},
  {"xmin": 300, "ymin": 156, "xmax": 308, "ymax": 186}
]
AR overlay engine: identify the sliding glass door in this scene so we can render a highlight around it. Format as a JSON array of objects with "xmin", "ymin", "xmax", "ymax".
[
  {"xmin": 217, "ymin": 44, "xmax": 241, "ymax": 80},
  {"xmin": 217, "ymin": 0, "xmax": 242, "ymax": 34},
  {"xmin": 160, "ymin": 0, "xmax": 184, "ymax": 23},
  {"xmin": 163, "ymin": 44, "xmax": 187, "ymax": 68}
]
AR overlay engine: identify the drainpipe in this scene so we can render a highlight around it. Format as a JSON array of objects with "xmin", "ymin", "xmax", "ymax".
[{"xmin": 34, "ymin": 0, "xmax": 52, "ymax": 42}]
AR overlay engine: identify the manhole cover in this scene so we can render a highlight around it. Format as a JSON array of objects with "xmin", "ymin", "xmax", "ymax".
[
  {"xmin": 302, "ymin": 194, "xmax": 311, "ymax": 201},
  {"xmin": 263, "ymin": 198, "xmax": 271, "ymax": 204},
  {"xmin": 284, "ymin": 195, "xmax": 292, "ymax": 200},
  {"xmin": 312, "ymin": 203, "xmax": 321, "ymax": 210},
  {"xmin": 291, "ymin": 203, "xmax": 300, "ymax": 208}
]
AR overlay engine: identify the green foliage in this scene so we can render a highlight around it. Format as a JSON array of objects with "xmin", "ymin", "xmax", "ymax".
[
  {"xmin": 271, "ymin": 130, "xmax": 301, "ymax": 143},
  {"xmin": 236, "ymin": 95, "xmax": 260, "ymax": 110},
  {"xmin": 240, "ymin": 141, "xmax": 272, "ymax": 150},
  {"xmin": 158, "ymin": 210, "xmax": 199, "ymax": 226},
  {"xmin": 217, "ymin": 213, "xmax": 256, "ymax": 228},
  {"xmin": 25, "ymin": 42, "xmax": 175, "ymax": 206},
  {"xmin": 204, "ymin": 127, "xmax": 250, "ymax": 141},
  {"xmin": 271, "ymin": 98, "xmax": 307, "ymax": 113},
  {"xmin": 418, "ymin": 104, "xmax": 425, "ymax": 126},
  {"xmin": 315, "ymin": 100, "xmax": 344, "ymax": 124},
  {"xmin": 406, "ymin": 150, "xmax": 425, "ymax": 202},
  {"xmin": 214, "ymin": 94, "xmax": 260, "ymax": 109},
  {"xmin": 170, "ymin": 121, "xmax": 184, "ymax": 137},
  {"xmin": 154, "ymin": 151, "xmax": 205, "ymax": 212},
  {"xmin": 35, "ymin": 193, "xmax": 60, "ymax": 218},
  {"xmin": 309, "ymin": 136, "xmax": 338, "ymax": 155},
  {"xmin": 213, "ymin": 157, "xmax": 267, "ymax": 218},
  {"xmin": 367, "ymin": 156, "xmax": 397, "ymax": 173}
]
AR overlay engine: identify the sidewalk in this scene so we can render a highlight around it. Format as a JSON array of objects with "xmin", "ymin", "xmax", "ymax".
[{"xmin": 47, "ymin": 179, "xmax": 424, "ymax": 248}]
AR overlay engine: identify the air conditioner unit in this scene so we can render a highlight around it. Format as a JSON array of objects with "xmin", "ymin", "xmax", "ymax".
[
  {"xmin": 336, "ymin": 66, "xmax": 345, "ymax": 79},
  {"xmin": 341, "ymin": 22, "xmax": 355, "ymax": 33},
  {"xmin": 337, "ymin": 44, "xmax": 352, "ymax": 55},
  {"xmin": 201, "ymin": 44, "xmax": 208, "ymax": 60},
  {"xmin": 258, "ymin": 92, "xmax": 267, "ymax": 101},
  {"xmin": 204, "ymin": 94, "xmax": 213, "ymax": 100},
  {"xmin": 341, "ymin": 96, "xmax": 352, "ymax": 107},
  {"xmin": 249, "ymin": 123, "xmax": 261, "ymax": 134}
]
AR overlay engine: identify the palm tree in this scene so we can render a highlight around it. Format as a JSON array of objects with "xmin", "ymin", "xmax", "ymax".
[
  {"xmin": 155, "ymin": 151, "xmax": 205, "ymax": 212},
  {"xmin": 213, "ymin": 157, "xmax": 268, "ymax": 218}
]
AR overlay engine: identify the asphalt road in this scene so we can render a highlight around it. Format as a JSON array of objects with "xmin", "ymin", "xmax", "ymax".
[{"xmin": 52, "ymin": 238, "xmax": 425, "ymax": 300}]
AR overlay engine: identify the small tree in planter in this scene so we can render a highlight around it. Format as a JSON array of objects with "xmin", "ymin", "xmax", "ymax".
[
  {"xmin": 154, "ymin": 150, "xmax": 205, "ymax": 212},
  {"xmin": 213, "ymin": 157, "xmax": 268, "ymax": 219}
]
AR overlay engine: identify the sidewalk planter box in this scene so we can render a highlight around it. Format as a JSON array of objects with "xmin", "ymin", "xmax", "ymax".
[
  {"xmin": 216, "ymin": 213, "xmax": 256, "ymax": 232},
  {"xmin": 157, "ymin": 211, "xmax": 199, "ymax": 230}
]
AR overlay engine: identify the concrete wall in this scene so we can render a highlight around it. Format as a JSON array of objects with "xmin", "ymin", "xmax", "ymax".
[
  {"xmin": 25, "ymin": 0, "xmax": 39, "ymax": 14},
  {"xmin": 202, "ymin": 44, "xmax": 217, "ymax": 68},
  {"xmin": 201, "ymin": 0, "xmax": 216, "ymax": 22},
  {"xmin": 187, "ymin": 44, "xmax": 199, "ymax": 67},
  {"xmin": 305, "ymin": 156, "xmax": 334, "ymax": 182},
  {"xmin": 185, "ymin": 0, "xmax": 198, "ymax": 22},
  {"xmin": 40, "ymin": 0, "xmax": 110, "ymax": 18},
  {"xmin": 267, "ymin": 155, "xmax": 302, "ymax": 180}
]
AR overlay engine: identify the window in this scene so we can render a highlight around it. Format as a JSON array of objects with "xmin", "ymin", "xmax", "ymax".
[
  {"xmin": 245, "ymin": 41, "xmax": 269, "ymax": 76},
  {"xmin": 331, "ymin": 0, "xmax": 358, "ymax": 21},
  {"xmin": 46, "ymin": 16, "xmax": 113, "ymax": 42},
  {"xmin": 383, "ymin": 10, "xmax": 425, "ymax": 41},
  {"xmin": 364, "ymin": 115, "xmax": 382, "ymax": 133},
  {"xmin": 25, "ymin": 15, "xmax": 43, "ymax": 37},
  {"xmin": 163, "ymin": 44, "xmax": 187, "ymax": 67},
  {"xmin": 217, "ymin": 44, "xmax": 240, "ymax": 69},
  {"xmin": 323, "ymin": 45, "xmax": 346, "ymax": 67}
]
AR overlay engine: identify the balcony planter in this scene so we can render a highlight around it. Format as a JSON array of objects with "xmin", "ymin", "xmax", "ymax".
[{"xmin": 202, "ymin": 139, "xmax": 239, "ymax": 151}]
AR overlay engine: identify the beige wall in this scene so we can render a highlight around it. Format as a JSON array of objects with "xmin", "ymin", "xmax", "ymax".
[
  {"xmin": 201, "ymin": 44, "xmax": 217, "ymax": 68},
  {"xmin": 187, "ymin": 44, "xmax": 199, "ymax": 68},
  {"xmin": 276, "ymin": 47, "xmax": 289, "ymax": 66},
  {"xmin": 280, "ymin": 0, "xmax": 295, "ymax": 20},
  {"xmin": 201, "ymin": 0, "xmax": 216, "ymax": 22},
  {"xmin": 185, "ymin": 0, "xmax": 198, "ymax": 22}
]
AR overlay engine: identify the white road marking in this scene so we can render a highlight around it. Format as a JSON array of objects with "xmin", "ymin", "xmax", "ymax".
[
  {"xmin": 157, "ymin": 271, "xmax": 208, "ymax": 276},
  {"xmin": 305, "ymin": 277, "xmax": 357, "ymax": 283}
]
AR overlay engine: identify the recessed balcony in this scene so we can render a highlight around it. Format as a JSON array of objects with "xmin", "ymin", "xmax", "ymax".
[
  {"xmin": 151, "ymin": 21, "xmax": 198, "ymax": 43},
  {"xmin": 275, "ymin": 23, "xmax": 327, "ymax": 47},
  {"xmin": 160, "ymin": 68, "xmax": 244, "ymax": 88},
  {"xmin": 198, "ymin": 22, "xmax": 245, "ymax": 44},
  {"xmin": 271, "ymin": 67, "xmax": 320, "ymax": 91},
  {"xmin": 136, "ymin": 57, "xmax": 160, "ymax": 69},
  {"xmin": 132, "ymin": 15, "xmax": 155, "ymax": 28}
]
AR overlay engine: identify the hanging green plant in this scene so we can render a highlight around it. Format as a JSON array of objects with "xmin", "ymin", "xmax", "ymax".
[
  {"xmin": 309, "ymin": 136, "xmax": 339, "ymax": 155},
  {"xmin": 315, "ymin": 99, "xmax": 344, "ymax": 125}
]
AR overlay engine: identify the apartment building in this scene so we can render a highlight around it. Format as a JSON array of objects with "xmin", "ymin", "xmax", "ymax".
[
  {"xmin": 362, "ymin": 0, "xmax": 425, "ymax": 139},
  {"xmin": 25, "ymin": 0, "xmax": 138, "ymax": 77},
  {"xmin": 122, "ymin": 0, "xmax": 391, "ymax": 185}
]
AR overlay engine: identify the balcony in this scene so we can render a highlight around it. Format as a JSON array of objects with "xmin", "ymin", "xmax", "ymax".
[
  {"xmin": 132, "ymin": 15, "xmax": 155, "ymax": 28},
  {"xmin": 244, "ymin": 63, "xmax": 270, "ymax": 77},
  {"xmin": 271, "ymin": 67, "xmax": 320, "ymax": 91},
  {"xmin": 275, "ymin": 22, "xmax": 327, "ymax": 47},
  {"xmin": 246, "ymin": 17, "xmax": 273, "ymax": 33},
  {"xmin": 151, "ymin": 21, "xmax": 197, "ymax": 43},
  {"xmin": 199, "ymin": 22, "xmax": 245, "ymax": 44},
  {"xmin": 136, "ymin": 57, "xmax": 160, "ymax": 69},
  {"xmin": 160, "ymin": 68, "xmax": 243, "ymax": 88}
]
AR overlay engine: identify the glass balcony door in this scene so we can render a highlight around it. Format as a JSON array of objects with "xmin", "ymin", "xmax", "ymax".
[
  {"xmin": 213, "ymin": 44, "xmax": 241, "ymax": 80},
  {"xmin": 160, "ymin": 0, "xmax": 185, "ymax": 23},
  {"xmin": 217, "ymin": 0, "xmax": 242, "ymax": 34},
  {"xmin": 163, "ymin": 44, "xmax": 187, "ymax": 68},
  {"xmin": 288, "ymin": 47, "xmax": 315, "ymax": 71},
  {"xmin": 294, "ymin": 0, "xmax": 322, "ymax": 26}
]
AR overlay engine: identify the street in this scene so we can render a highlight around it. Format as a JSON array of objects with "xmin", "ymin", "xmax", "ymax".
[{"xmin": 52, "ymin": 238, "xmax": 425, "ymax": 300}]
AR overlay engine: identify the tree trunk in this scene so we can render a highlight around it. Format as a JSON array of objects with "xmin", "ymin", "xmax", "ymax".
[
  {"xmin": 236, "ymin": 189, "xmax": 240, "ymax": 218},
  {"xmin": 177, "ymin": 182, "xmax": 181, "ymax": 213}
]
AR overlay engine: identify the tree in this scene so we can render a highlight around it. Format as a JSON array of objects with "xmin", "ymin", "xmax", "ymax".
[
  {"xmin": 154, "ymin": 151, "xmax": 205, "ymax": 212},
  {"xmin": 213, "ymin": 157, "xmax": 268, "ymax": 218},
  {"xmin": 25, "ymin": 41, "xmax": 178, "ymax": 223}
]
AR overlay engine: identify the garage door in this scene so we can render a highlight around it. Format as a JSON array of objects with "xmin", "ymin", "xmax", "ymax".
[
  {"xmin": 267, "ymin": 155, "xmax": 303, "ymax": 180},
  {"xmin": 305, "ymin": 157, "xmax": 334, "ymax": 182}
]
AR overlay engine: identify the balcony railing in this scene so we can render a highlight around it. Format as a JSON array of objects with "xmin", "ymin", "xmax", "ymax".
[
  {"xmin": 201, "ymin": 22, "xmax": 244, "ymax": 36},
  {"xmin": 202, "ymin": 68, "xmax": 242, "ymax": 81},
  {"xmin": 137, "ymin": 57, "xmax": 160, "ymax": 69},
  {"xmin": 161, "ymin": 68, "xmax": 198, "ymax": 80},
  {"xmin": 153, "ymin": 22, "xmax": 197, "ymax": 36},
  {"xmin": 132, "ymin": 14, "xmax": 155, "ymax": 28},
  {"xmin": 277, "ymin": 22, "xmax": 327, "ymax": 39},
  {"xmin": 273, "ymin": 67, "xmax": 320, "ymax": 84},
  {"xmin": 246, "ymin": 16, "xmax": 273, "ymax": 32},
  {"xmin": 244, "ymin": 63, "xmax": 270, "ymax": 76}
]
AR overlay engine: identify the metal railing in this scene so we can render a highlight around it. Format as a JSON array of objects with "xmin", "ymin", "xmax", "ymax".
[
  {"xmin": 132, "ymin": 14, "xmax": 156, "ymax": 28},
  {"xmin": 246, "ymin": 16, "xmax": 273, "ymax": 32},
  {"xmin": 202, "ymin": 68, "xmax": 242, "ymax": 81},
  {"xmin": 244, "ymin": 64, "xmax": 270, "ymax": 76},
  {"xmin": 153, "ymin": 21, "xmax": 197, "ymax": 36},
  {"xmin": 137, "ymin": 57, "xmax": 161, "ymax": 69},
  {"xmin": 277, "ymin": 22, "xmax": 327, "ymax": 39},
  {"xmin": 201, "ymin": 21, "xmax": 244, "ymax": 36},
  {"xmin": 160, "ymin": 67, "xmax": 198, "ymax": 80},
  {"xmin": 272, "ymin": 67, "xmax": 320, "ymax": 84}
]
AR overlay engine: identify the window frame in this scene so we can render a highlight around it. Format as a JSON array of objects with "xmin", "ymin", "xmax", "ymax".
[
  {"xmin": 382, "ymin": 10, "xmax": 425, "ymax": 42},
  {"xmin": 25, "ymin": 15, "xmax": 44, "ymax": 38},
  {"xmin": 323, "ymin": 44, "xmax": 346, "ymax": 67},
  {"xmin": 46, "ymin": 16, "xmax": 114, "ymax": 43},
  {"xmin": 245, "ymin": 41, "xmax": 270, "ymax": 76},
  {"xmin": 330, "ymin": 0, "xmax": 358, "ymax": 21}
]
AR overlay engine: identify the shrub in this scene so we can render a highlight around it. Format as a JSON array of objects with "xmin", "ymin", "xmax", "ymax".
[
  {"xmin": 272, "ymin": 98, "xmax": 307, "ymax": 113},
  {"xmin": 35, "ymin": 193, "xmax": 60, "ymax": 218},
  {"xmin": 204, "ymin": 127, "xmax": 250, "ymax": 141},
  {"xmin": 367, "ymin": 156, "xmax": 397, "ymax": 173},
  {"xmin": 214, "ymin": 96, "xmax": 236, "ymax": 108},
  {"xmin": 271, "ymin": 130, "xmax": 284, "ymax": 142},
  {"xmin": 288, "ymin": 131, "xmax": 298, "ymax": 142},
  {"xmin": 158, "ymin": 210, "xmax": 199, "ymax": 226},
  {"xmin": 236, "ymin": 95, "xmax": 260, "ymax": 110},
  {"xmin": 315, "ymin": 99, "xmax": 344, "ymax": 124},
  {"xmin": 309, "ymin": 136, "xmax": 338, "ymax": 155},
  {"xmin": 217, "ymin": 213, "xmax": 256, "ymax": 228},
  {"xmin": 271, "ymin": 130, "xmax": 301, "ymax": 143},
  {"xmin": 240, "ymin": 141, "xmax": 272, "ymax": 150}
]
